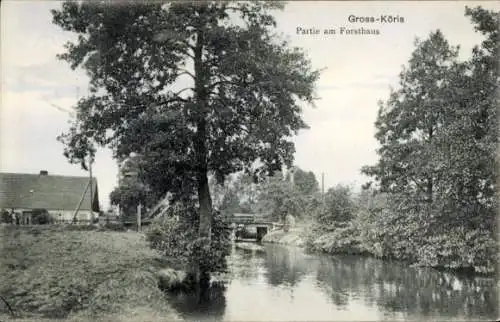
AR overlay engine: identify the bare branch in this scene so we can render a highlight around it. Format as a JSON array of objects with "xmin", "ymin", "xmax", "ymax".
[
  {"xmin": 117, "ymin": 95, "xmax": 189, "ymax": 110},
  {"xmin": 178, "ymin": 69, "xmax": 195, "ymax": 80},
  {"xmin": 42, "ymin": 96, "xmax": 76, "ymax": 118},
  {"xmin": 162, "ymin": 96, "xmax": 190, "ymax": 105},
  {"xmin": 174, "ymin": 87, "xmax": 194, "ymax": 97}
]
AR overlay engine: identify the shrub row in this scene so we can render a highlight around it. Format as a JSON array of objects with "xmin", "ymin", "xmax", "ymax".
[{"xmin": 305, "ymin": 187, "xmax": 498, "ymax": 275}]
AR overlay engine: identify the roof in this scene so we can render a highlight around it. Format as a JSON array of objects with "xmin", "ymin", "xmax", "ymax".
[{"xmin": 0, "ymin": 172, "xmax": 99, "ymax": 212}]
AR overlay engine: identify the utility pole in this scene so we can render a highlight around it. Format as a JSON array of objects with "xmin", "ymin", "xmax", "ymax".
[
  {"xmin": 137, "ymin": 203, "xmax": 142, "ymax": 232},
  {"xmin": 321, "ymin": 172, "xmax": 325, "ymax": 202},
  {"xmin": 89, "ymin": 156, "xmax": 94, "ymax": 222},
  {"xmin": 76, "ymin": 85, "xmax": 94, "ymax": 224},
  {"xmin": 76, "ymin": 85, "xmax": 94, "ymax": 223}
]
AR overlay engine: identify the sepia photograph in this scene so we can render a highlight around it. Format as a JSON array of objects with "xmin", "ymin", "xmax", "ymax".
[{"xmin": 0, "ymin": 1, "xmax": 498, "ymax": 321}]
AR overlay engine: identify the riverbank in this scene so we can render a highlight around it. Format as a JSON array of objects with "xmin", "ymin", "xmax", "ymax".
[
  {"xmin": 261, "ymin": 227, "xmax": 306, "ymax": 247},
  {"xmin": 0, "ymin": 225, "xmax": 180, "ymax": 321},
  {"xmin": 263, "ymin": 224, "xmax": 496, "ymax": 277},
  {"xmin": 234, "ymin": 241, "xmax": 265, "ymax": 252}
]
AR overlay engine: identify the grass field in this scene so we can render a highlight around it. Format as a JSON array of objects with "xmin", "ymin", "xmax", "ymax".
[{"xmin": 0, "ymin": 225, "xmax": 180, "ymax": 321}]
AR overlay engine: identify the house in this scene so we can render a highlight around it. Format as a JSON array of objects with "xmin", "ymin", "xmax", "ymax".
[{"xmin": 0, "ymin": 170, "xmax": 99, "ymax": 224}]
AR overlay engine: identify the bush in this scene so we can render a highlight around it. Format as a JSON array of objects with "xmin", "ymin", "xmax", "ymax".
[
  {"xmin": 306, "ymin": 185, "xmax": 498, "ymax": 275},
  {"xmin": 305, "ymin": 185, "xmax": 362, "ymax": 254},
  {"xmin": 305, "ymin": 221, "xmax": 365, "ymax": 255},
  {"xmin": 415, "ymin": 227, "xmax": 497, "ymax": 274},
  {"xmin": 1, "ymin": 209, "xmax": 12, "ymax": 224},
  {"xmin": 354, "ymin": 191, "xmax": 498, "ymax": 274},
  {"xmin": 146, "ymin": 202, "xmax": 231, "ymax": 276}
]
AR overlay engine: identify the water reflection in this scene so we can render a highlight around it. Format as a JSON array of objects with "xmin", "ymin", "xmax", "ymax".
[
  {"xmin": 166, "ymin": 244, "xmax": 498, "ymax": 321},
  {"xmin": 167, "ymin": 284, "xmax": 227, "ymax": 321},
  {"xmin": 263, "ymin": 244, "xmax": 310, "ymax": 287},
  {"xmin": 229, "ymin": 244, "xmax": 267, "ymax": 282},
  {"xmin": 314, "ymin": 255, "xmax": 498, "ymax": 320}
]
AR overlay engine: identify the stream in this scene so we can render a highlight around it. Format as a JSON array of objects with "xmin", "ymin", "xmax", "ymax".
[{"xmin": 166, "ymin": 243, "xmax": 498, "ymax": 321}]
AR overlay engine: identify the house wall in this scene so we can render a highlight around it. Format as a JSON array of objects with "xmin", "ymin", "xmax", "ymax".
[
  {"xmin": 49, "ymin": 210, "xmax": 97, "ymax": 223},
  {"xmin": 8, "ymin": 208, "xmax": 97, "ymax": 224}
]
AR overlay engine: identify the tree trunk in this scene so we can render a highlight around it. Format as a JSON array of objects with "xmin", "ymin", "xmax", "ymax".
[
  {"xmin": 193, "ymin": 28, "xmax": 212, "ymax": 240},
  {"xmin": 193, "ymin": 26, "xmax": 213, "ymax": 288},
  {"xmin": 198, "ymin": 170, "xmax": 212, "ymax": 239}
]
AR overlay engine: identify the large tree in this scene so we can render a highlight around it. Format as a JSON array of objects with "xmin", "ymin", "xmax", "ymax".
[
  {"xmin": 291, "ymin": 167, "xmax": 319, "ymax": 196},
  {"xmin": 362, "ymin": 30, "xmax": 462, "ymax": 206},
  {"xmin": 52, "ymin": 1, "xmax": 319, "ymax": 275}
]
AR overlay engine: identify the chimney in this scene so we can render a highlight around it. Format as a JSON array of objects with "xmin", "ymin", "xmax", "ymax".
[{"xmin": 39, "ymin": 170, "xmax": 48, "ymax": 176}]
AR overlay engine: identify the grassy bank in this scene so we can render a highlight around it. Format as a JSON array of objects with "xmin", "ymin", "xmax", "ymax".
[
  {"xmin": 261, "ymin": 227, "xmax": 306, "ymax": 247},
  {"xmin": 262, "ymin": 224, "xmax": 365, "ymax": 255},
  {"xmin": 0, "ymin": 225, "xmax": 180, "ymax": 321}
]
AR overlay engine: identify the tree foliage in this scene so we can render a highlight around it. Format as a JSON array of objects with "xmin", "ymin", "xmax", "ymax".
[
  {"xmin": 109, "ymin": 154, "xmax": 159, "ymax": 218},
  {"xmin": 218, "ymin": 187, "xmax": 242, "ymax": 216},
  {"xmin": 362, "ymin": 30, "xmax": 462, "ymax": 203},
  {"xmin": 317, "ymin": 185, "xmax": 355, "ymax": 226},
  {"xmin": 256, "ymin": 172, "xmax": 301, "ymax": 221},
  {"xmin": 292, "ymin": 168, "xmax": 319, "ymax": 195},
  {"xmin": 232, "ymin": 173, "xmax": 260, "ymax": 213},
  {"xmin": 256, "ymin": 168, "xmax": 321, "ymax": 221},
  {"xmin": 208, "ymin": 167, "xmax": 321, "ymax": 222},
  {"xmin": 209, "ymin": 172, "xmax": 260, "ymax": 216}
]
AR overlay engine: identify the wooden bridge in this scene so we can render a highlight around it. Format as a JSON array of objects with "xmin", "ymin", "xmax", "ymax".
[{"xmin": 225, "ymin": 213, "xmax": 281, "ymax": 242}]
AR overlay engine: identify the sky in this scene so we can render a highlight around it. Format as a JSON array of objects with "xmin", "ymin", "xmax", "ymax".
[{"xmin": 1, "ymin": 1, "xmax": 496, "ymax": 209}]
